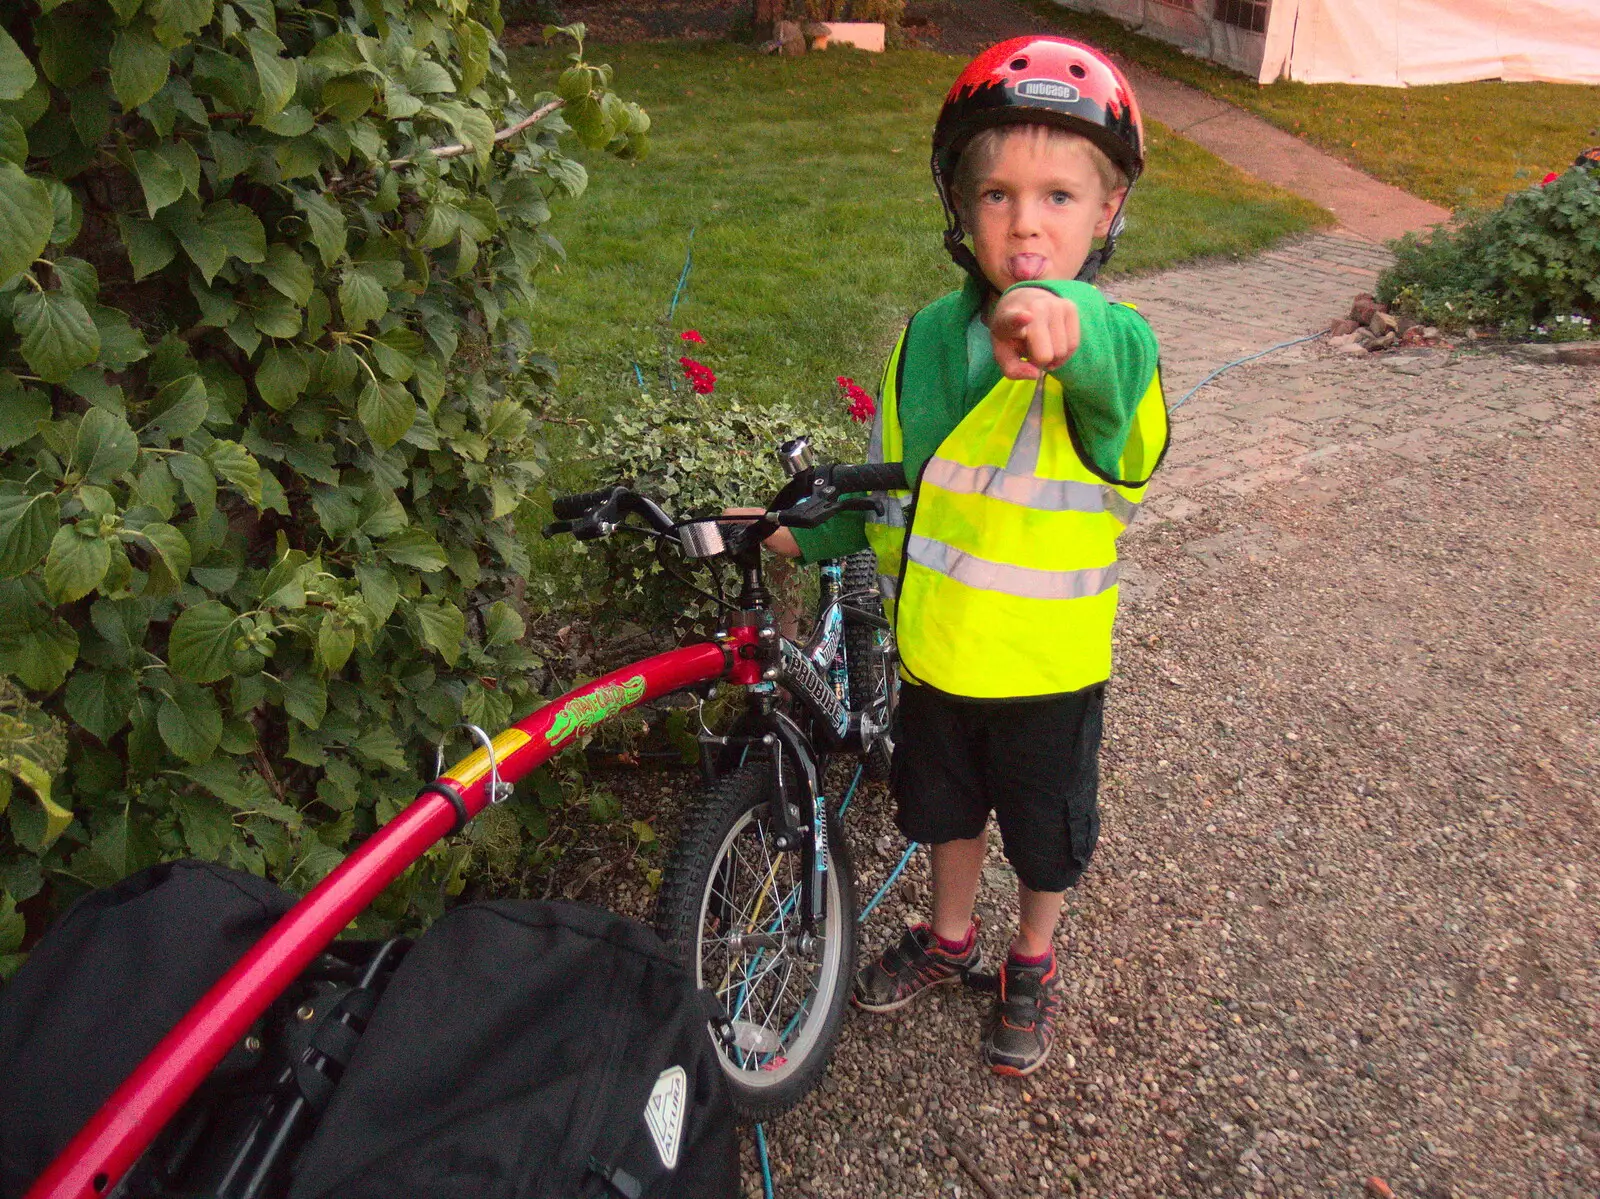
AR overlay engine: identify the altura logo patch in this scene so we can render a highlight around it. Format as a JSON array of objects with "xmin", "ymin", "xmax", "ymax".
[
  {"xmin": 544, "ymin": 675, "xmax": 647, "ymax": 746},
  {"xmin": 1015, "ymin": 78, "xmax": 1081, "ymax": 104},
  {"xmin": 644, "ymin": 1065, "xmax": 687, "ymax": 1169}
]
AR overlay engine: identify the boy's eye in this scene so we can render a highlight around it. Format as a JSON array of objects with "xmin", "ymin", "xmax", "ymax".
[
  {"xmin": 1049, "ymin": 190, "xmax": 1073, "ymax": 205},
  {"xmin": 982, "ymin": 188, "xmax": 1006, "ymax": 204}
]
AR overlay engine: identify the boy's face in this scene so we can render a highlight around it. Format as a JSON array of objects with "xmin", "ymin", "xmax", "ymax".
[{"xmin": 969, "ymin": 130, "xmax": 1125, "ymax": 292}]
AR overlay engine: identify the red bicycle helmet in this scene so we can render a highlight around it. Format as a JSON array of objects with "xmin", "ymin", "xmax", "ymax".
[{"xmin": 931, "ymin": 37, "xmax": 1145, "ymax": 285}]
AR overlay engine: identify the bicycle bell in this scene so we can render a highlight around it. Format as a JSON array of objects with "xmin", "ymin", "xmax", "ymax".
[{"xmin": 777, "ymin": 436, "xmax": 815, "ymax": 477}]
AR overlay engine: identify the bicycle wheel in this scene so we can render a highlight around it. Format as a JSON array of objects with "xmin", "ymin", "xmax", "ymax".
[
  {"xmin": 655, "ymin": 762, "xmax": 857, "ymax": 1121},
  {"xmin": 843, "ymin": 549, "xmax": 895, "ymax": 779}
]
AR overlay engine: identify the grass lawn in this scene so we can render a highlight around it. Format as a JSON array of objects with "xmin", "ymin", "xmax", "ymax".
[
  {"xmin": 1024, "ymin": 1, "xmax": 1600, "ymax": 210},
  {"xmin": 509, "ymin": 41, "xmax": 1330, "ymax": 431}
]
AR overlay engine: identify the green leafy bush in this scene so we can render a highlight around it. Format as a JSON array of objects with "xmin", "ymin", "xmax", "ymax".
[
  {"xmin": 565, "ymin": 328, "xmax": 860, "ymax": 633},
  {"xmin": 0, "ymin": 0, "xmax": 647, "ymax": 940},
  {"xmin": 1378, "ymin": 163, "xmax": 1600, "ymax": 332}
]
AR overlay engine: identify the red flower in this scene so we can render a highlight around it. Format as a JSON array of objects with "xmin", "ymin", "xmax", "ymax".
[
  {"xmin": 680, "ymin": 356, "xmax": 716, "ymax": 395},
  {"xmin": 680, "ymin": 329, "xmax": 705, "ymax": 343},
  {"xmin": 1541, "ymin": 171, "xmax": 1561, "ymax": 186},
  {"xmin": 837, "ymin": 375, "xmax": 875, "ymax": 424}
]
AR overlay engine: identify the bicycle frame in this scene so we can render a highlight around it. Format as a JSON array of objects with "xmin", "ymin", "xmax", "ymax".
[{"xmin": 30, "ymin": 551, "xmax": 892, "ymax": 1199}]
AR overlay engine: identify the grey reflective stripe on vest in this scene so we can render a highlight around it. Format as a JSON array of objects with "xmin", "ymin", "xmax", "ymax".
[
  {"xmin": 877, "ymin": 574, "xmax": 899, "ymax": 600},
  {"xmin": 906, "ymin": 535, "xmax": 1119, "ymax": 600},
  {"xmin": 924, "ymin": 457, "xmax": 1109, "ymax": 513},
  {"xmin": 1104, "ymin": 488, "xmax": 1139, "ymax": 526},
  {"xmin": 1005, "ymin": 374, "xmax": 1048, "ymax": 474}
]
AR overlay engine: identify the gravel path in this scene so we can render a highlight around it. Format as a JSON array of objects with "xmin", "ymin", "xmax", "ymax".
[{"xmin": 749, "ymin": 346, "xmax": 1600, "ymax": 1199}]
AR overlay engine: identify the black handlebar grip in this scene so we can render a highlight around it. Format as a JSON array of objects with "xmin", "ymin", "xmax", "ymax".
[
  {"xmin": 551, "ymin": 487, "xmax": 615, "ymax": 520},
  {"xmin": 832, "ymin": 461, "xmax": 907, "ymax": 494}
]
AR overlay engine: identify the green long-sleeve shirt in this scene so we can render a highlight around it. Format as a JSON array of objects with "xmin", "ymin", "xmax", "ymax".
[{"xmin": 792, "ymin": 276, "xmax": 1161, "ymax": 563}]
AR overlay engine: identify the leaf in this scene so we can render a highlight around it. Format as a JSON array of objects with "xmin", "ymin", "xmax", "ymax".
[
  {"xmin": 205, "ymin": 200, "xmax": 266, "ymax": 264},
  {"xmin": 72, "ymin": 409, "xmax": 139, "ymax": 485},
  {"xmin": 255, "ymin": 344, "xmax": 309, "ymax": 411},
  {"xmin": 0, "ymin": 114, "xmax": 26, "ymax": 165},
  {"xmin": 0, "ymin": 612, "xmax": 77, "ymax": 692},
  {"xmin": 0, "ymin": 162, "xmax": 54, "ymax": 290},
  {"xmin": 0, "ymin": 375, "xmax": 50, "ymax": 452},
  {"xmin": 414, "ymin": 599, "xmax": 464, "ymax": 665},
  {"xmin": 168, "ymin": 600, "xmax": 238, "ymax": 683},
  {"xmin": 379, "ymin": 527, "xmax": 446, "ymax": 572},
  {"xmin": 117, "ymin": 213, "xmax": 177, "ymax": 280},
  {"xmin": 135, "ymin": 520, "xmax": 191, "ymax": 587},
  {"xmin": 93, "ymin": 306, "xmax": 150, "ymax": 369},
  {"xmin": 251, "ymin": 290, "xmax": 302, "ymax": 338},
  {"xmin": 455, "ymin": 20, "xmax": 490, "ymax": 95},
  {"xmin": 0, "ymin": 28, "xmax": 37, "ymax": 104},
  {"xmin": 320, "ymin": 76, "xmax": 375, "ymax": 122},
  {"xmin": 337, "ymin": 266, "xmax": 386, "ymax": 329},
  {"xmin": 259, "ymin": 243, "xmax": 313, "ymax": 305},
  {"xmin": 133, "ymin": 148, "xmax": 185, "ymax": 216},
  {"xmin": 316, "ymin": 610, "xmax": 355, "ymax": 673},
  {"xmin": 243, "ymin": 28, "xmax": 297, "ymax": 117},
  {"xmin": 158, "ymin": 683, "xmax": 223, "ymax": 764},
  {"xmin": 161, "ymin": 198, "xmax": 227, "ymax": 283},
  {"xmin": 167, "ymin": 453, "xmax": 216, "ymax": 519},
  {"xmin": 0, "ymin": 488, "xmax": 59, "ymax": 577},
  {"xmin": 145, "ymin": 374, "xmax": 208, "ymax": 439},
  {"xmin": 110, "ymin": 25, "xmax": 170, "ymax": 111},
  {"xmin": 14, "ymin": 289, "xmax": 100, "ymax": 383},
  {"xmin": 51, "ymin": 256, "xmax": 97, "ymax": 306},
  {"xmin": 354, "ymin": 561, "xmax": 397, "ymax": 623},
  {"xmin": 149, "ymin": 0, "xmax": 214, "ymax": 42},
  {"xmin": 280, "ymin": 670, "xmax": 326, "ymax": 729},
  {"xmin": 293, "ymin": 190, "xmax": 346, "ymax": 267},
  {"xmin": 65, "ymin": 668, "xmax": 136, "ymax": 742},
  {"xmin": 45, "ymin": 523, "xmax": 111, "ymax": 603},
  {"xmin": 173, "ymin": 790, "xmax": 233, "ymax": 858},
  {"xmin": 483, "ymin": 599, "xmax": 524, "ymax": 646},
  {"xmin": 357, "ymin": 377, "xmax": 413, "ymax": 449},
  {"xmin": 204, "ymin": 439, "xmax": 262, "ymax": 507}
]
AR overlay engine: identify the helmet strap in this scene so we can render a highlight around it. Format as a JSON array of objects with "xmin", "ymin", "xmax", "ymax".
[{"xmin": 1076, "ymin": 185, "xmax": 1134, "ymax": 284}]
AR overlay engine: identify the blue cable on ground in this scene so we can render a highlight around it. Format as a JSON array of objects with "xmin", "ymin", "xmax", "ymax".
[
  {"xmin": 835, "ymin": 763, "xmax": 865, "ymax": 817},
  {"xmin": 1169, "ymin": 331, "xmax": 1326, "ymax": 411},
  {"xmin": 755, "ymin": 1122, "xmax": 775, "ymax": 1199},
  {"xmin": 666, "ymin": 228, "xmax": 697, "ymax": 320}
]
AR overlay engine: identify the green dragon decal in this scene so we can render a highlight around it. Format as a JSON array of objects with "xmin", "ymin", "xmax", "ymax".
[{"xmin": 544, "ymin": 675, "xmax": 648, "ymax": 747}]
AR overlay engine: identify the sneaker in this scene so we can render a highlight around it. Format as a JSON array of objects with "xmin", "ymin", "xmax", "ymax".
[
  {"xmin": 852, "ymin": 922, "xmax": 982, "ymax": 1013},
  {"xmin": 983, "ymin": 952, "xmax": 1059, "ymax": 1076}
]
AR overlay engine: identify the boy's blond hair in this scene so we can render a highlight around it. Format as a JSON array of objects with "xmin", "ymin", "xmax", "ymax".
[{"xmin": 952, "ymin": 124, "xmax": 1128, "ymax": 228}]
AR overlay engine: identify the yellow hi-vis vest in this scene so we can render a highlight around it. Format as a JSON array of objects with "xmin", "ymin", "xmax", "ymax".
[{"xmin": 863, "ymin": 324, "xmax": 1168, "ymax": 699}]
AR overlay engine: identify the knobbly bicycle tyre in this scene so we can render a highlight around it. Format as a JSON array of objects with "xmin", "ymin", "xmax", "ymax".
[{"xmin": 655, "ymin": 762, "xmax": 857, "ymax": 1121}]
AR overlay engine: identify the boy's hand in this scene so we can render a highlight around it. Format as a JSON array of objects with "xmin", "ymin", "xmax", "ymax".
[
  {"xmin": 722, "ymin": 506, "xmax": 800, "ymax": 558},
  {"xmin": 990, "ymin": 288, "xmax": 1081, "ymax": 380}
]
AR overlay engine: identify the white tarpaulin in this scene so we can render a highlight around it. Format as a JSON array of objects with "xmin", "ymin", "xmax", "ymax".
[
  {"xmin": 1265, "ymin": 0, "xmax": 1600, "ymax": 86},
  {"xmin": 1051, "ymin": 0, "xmax": 1600, "ymax": 86}
]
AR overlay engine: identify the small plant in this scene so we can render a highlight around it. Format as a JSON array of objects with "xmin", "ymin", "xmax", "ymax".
[
  {"xmin": 1378, "ymin": 160, "xmax": 1600, "ymax": 334},
  {"xmin": 567, "ymin": 325, "xmax": 862, "ymax": 634}
]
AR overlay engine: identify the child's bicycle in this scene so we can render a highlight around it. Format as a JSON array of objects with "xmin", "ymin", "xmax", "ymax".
[
  {"xmin": 27, "ymin": 441, "xmax": 905, "ymax": 1199},
  {"xmin": 546, "ymin": 437, "xmax": 905, "ymax": 1119}
]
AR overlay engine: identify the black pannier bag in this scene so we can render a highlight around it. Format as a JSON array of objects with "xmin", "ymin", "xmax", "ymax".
[
  {"xmin": 0, "ymin": 861, "xmax": 295, "ymax": 1199},
  {"xmin": 284, "ymin": 900, "xmax": 740, "ymax": 1199}
]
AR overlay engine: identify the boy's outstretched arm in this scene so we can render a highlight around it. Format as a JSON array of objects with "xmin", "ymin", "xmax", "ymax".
[{"xmin": 995, "ymin": 280, "xmax": 1159, "ymax": 478}]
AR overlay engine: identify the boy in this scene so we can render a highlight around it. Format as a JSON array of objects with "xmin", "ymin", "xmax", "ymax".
[{"xmin": 759, "ymin": 37, "xmax": 1167, "ymax": 1076}]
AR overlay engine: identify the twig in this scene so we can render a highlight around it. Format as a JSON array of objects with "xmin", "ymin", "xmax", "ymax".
[
  {"xmin": 388, "ymin": 98, "xmax": 566, "ymax": 167},
  {"xmin": 252, "ymin": 747, "xmax": 290, "ymax": 806},
  {"xmin": 943, "ymin": 1134, "xmax": 1005, "ymax": 1199}
]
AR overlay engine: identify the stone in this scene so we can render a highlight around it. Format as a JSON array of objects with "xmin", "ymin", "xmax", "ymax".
[
  {"xmin": 1514, "ymin": 343, "xmax": 1562, "ymax": 363},
  {"xmin": 1421, "ymin": 327, "xmax": 1440, "ymax": 339},
  {"xmin": 1369, "ymin": 331, "xmax": 1397, "ymax": 350},
  {"xmin": 1328, "ymin": 318, "xmax": 1360, "ymax": 337},
  {"xmin": 1556, "ymin": 341, "xmax": 1600, "ymax": 365},
  {"xmin": 1349, "ymin": 294, "xmax": 1378, "ymax": 324},
  {"xmin": 1395, "ymin": 314, "xmax": 1420, "ymax": 335},
  {"xmin": 1327, "ymin": 331, "xmax": 1362, "ymax": 349},
  {"xmin": 776, "ymin": 20, "xmax": 805, "ymax": 54},
  {"xmin": 1368, "ymin": 310, "xmax": 1399, "ymax": 336}
]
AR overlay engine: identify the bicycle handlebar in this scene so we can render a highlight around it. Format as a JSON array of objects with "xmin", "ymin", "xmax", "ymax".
[
  {"xmin": 552, "ymin": 486, "xmax": 622, "ymax": 521},
  {"xmin": 832, "ymin": 461, "xmax": 907, "ymax": 494}
]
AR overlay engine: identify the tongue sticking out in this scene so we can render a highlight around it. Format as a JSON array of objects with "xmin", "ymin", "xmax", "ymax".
[{"xmin": 1009, "ymin": 253, "xmax": 1048, "ymax": 282}]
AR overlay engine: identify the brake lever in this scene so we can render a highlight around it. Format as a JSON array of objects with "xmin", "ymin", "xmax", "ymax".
[
  {"xmin": 542, "ymin": 519, "xmax": 577, "ymax": 539},
  {"xmin": 838, "ymin": 496, "xmax": 886, "ymax": 516}
]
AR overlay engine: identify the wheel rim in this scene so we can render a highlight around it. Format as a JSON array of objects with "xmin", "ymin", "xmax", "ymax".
[{"xmin": 694, "ymin": 803, "xmax": 846, "ymax": 1091}]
